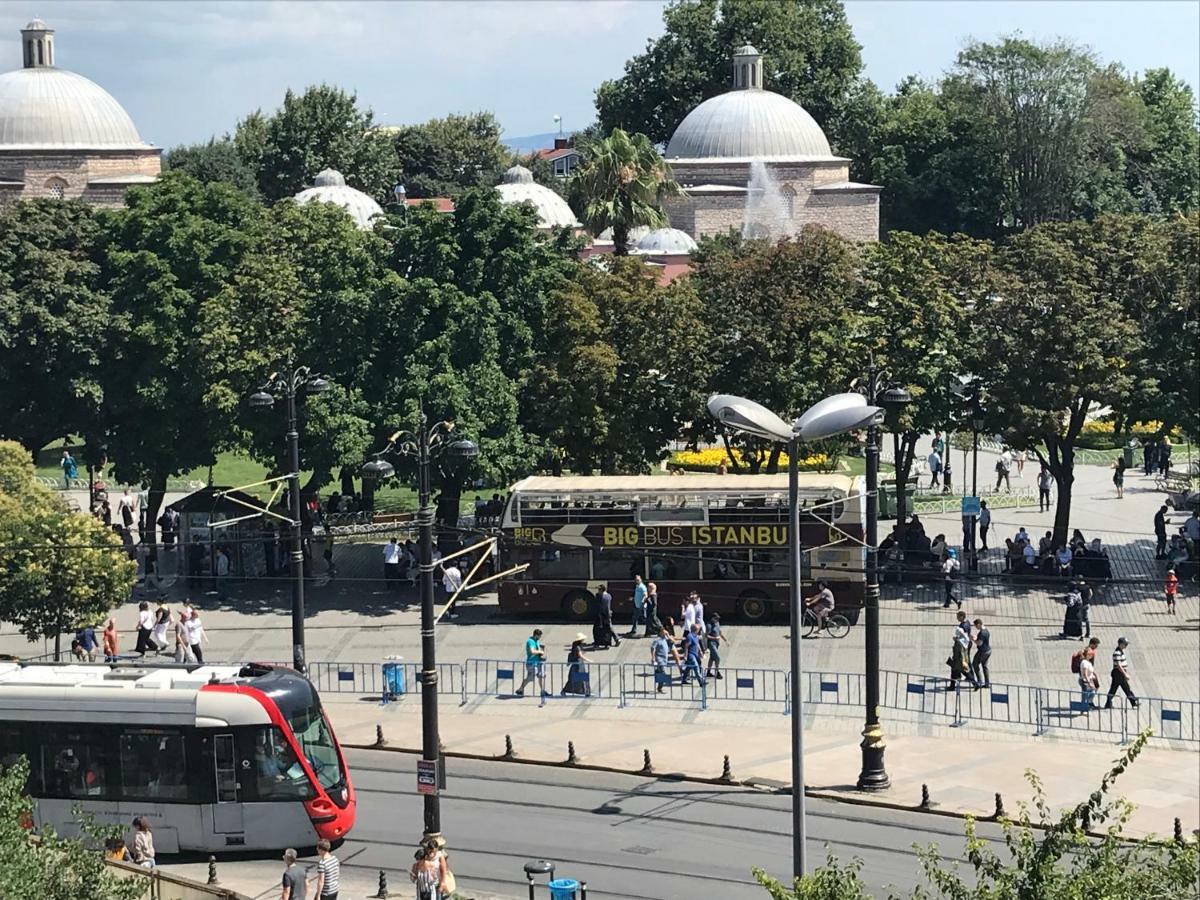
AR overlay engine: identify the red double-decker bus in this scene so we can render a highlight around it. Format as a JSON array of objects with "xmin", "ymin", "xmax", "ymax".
[{"xmin": 496, "ymin": 474, "xmax": 866, "ymax": 624}]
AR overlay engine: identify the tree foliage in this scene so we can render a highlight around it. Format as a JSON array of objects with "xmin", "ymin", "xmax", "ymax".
[
  {"xmin": 595, "ymin": 0, "xmax": 863, "ymax": 148},
  {"xmin": 391, "ymin": 111, "xmax": 511, "ymax": 198},
  {"xmin": 0, "ymin": 441, "xmax": 135, "ymax": 640},
  {"xmin": 163, "ymin": 138, "xmax": 259, "ymax": 197}
]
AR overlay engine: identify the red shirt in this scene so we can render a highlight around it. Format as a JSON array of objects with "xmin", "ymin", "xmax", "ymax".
[{"xmin": 1165, "ymin": 573, "xmax": 1178, "ymax": 596}]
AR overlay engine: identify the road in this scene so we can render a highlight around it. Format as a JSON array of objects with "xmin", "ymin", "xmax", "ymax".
[{"xmin": 337, "ymin": 749, "xmax": 995, "ymax": 899}]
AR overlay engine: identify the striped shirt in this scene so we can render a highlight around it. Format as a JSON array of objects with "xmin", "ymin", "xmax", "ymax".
[
  {"xmin": 316, "ymin": 854, "xmax": 340, "ymax": 896},
  {"xmin": 1112, "ymin": 648, "xmax": 1128, "ymax": 672}
]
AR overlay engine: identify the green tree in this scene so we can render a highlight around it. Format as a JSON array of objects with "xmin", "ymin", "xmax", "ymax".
[
  {"xmin": 392, "ymin": 111, "xmax": 511, "ymax": 198},
  {"xmin": 0, "ymin": 758, "xmax": 144, "ymax": 900},
  {"xmin": 690, "ymin": 229, "xmax": 860, "ymax": 472},
  {"xmin": 239, "ymin": 85, "xmax": 400, "ymax": 202},
  {"xmin": 0, "ymin": 200, "xmax": 110, "ymax": 456},
  {"xmin": 572, "ymin": 129, "xmax": 679, "ymax": 254},
  {"xmin": 1128, "ymin": 68, "xmax": 1200, "ymax": 215},
  {"xmin": 163, "ymin": 138, "xmax": 259, "ymax": 197},
  {"xmin": 595, "ymin": 0, "xmax": 863, "ymax": 147},
  {"xmin": 98, "ymin": 173, "xmax": 269, "ymax": 540},
  {"xmin": 0, "ymin": 441, "xmax": 135, "ymax": 647},
  {"xmin": 971, "ymin": 219, "xmax": 1142, "ymax": 546}
]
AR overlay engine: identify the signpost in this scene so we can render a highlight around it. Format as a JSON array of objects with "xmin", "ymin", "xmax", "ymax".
[
  {"xmin": 417, "ymin": 759, "xmax": 438, "ymax": 796},
  {"xmin": 961, "ymin": 496, "xmax": 980, "ymax": 572}
]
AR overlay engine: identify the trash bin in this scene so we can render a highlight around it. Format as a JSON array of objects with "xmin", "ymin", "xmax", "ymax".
[
  {"xmin": 548, "ymin": 879, "xmax": 580, "ymax": 900},
  {"xmin": 383, "ymin": 662, "xmax": 405, "ymax": 697},
  {"xmin": 1122, "ymin": 444, "xmax": 1135, "ymax": 468}
]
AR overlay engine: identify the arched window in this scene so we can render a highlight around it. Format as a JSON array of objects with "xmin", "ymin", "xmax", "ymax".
[
  {"xmin": 45, "ymin": 177, "xmax": 67, "ymax": 200},
  {"xmin": 23, "ymin": 40, "xmax": 32, "ymax": 68},
  {"xmin": 36, "ymin": 40, "xmax": 44, "ymax": 66},
  {"xmin": 781, "ymin": 185, "xmax": 796, "ymax": 219}
]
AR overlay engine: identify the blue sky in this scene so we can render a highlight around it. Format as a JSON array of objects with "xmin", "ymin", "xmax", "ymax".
[{"xmin": 1, "ymin": 1, "xmax": 1196, "ymax": 149}]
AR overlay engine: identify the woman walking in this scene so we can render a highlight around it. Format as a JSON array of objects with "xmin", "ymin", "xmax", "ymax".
[
  {"xmin": 134, "ymin": 601, "xmax": 153, "ymax": 656},
  {"xmin": 151, "ymin": 603, "xmax": 170, "ymax": 654},
  {"xmin": 1112, "ymin": 457, "xmax": 1127, "ymax": 499},
  {"xmin": 561, "ymin": 634, "xmax": 592, "ymax": 696},
  {"xmin": 409, "ymin": 841, "xmax": 450, "ymax": 900}
]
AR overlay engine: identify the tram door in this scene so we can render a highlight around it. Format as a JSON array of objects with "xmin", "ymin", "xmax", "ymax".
[{"xmin": 211, "ymin": 733, "xmax": 244, "ymax": 834}]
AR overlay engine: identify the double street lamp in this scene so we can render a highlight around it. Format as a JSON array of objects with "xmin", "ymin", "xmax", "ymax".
[
  {"xmin": 707, "ymin": 392, "xmax": 882, "ymax": 881},
  {"xmin": 362, "ymin": 412, "xmax": 478, "ymax": 845},
  {"xmin": 249, "ymin": 364, "xmax": 331, "ymax": 674}
]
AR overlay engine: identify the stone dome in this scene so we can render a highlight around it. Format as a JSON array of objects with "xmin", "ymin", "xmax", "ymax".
[
  {"xmin": 0, "ymin": 68, "xmax": 150, "ymax": 149},
  {"xmin": 496, "ymin": 165, "xmax": 580, "ymax": 229},
  {"xmin": 633, "ymin": 227, "xmax": 698, "ymax": 255},
  {"xmin": 293, "ymin": 168, "xmax": 383, "ymax": 230},
  {"xmin": 665, "ymin": 46, "xmax": 833, "ymax": 161}
]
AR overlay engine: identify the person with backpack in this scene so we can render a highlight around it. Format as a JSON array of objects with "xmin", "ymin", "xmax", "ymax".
[
  {"xmin": 1070, "ymin": 637, "xmax": 1100, "ymax": 701},
  {"xmin": 941, "ymin": 548, "xmax": 961, "ymax": 609}
]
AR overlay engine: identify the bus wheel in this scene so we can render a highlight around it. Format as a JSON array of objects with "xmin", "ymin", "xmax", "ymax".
[
  {"xmin": 562, "ymin": 590, "xmax": 593, "ymax": 621},
  {"xmin": 737, "ymin": 593, "xmax": 772, "ymax": 624}
]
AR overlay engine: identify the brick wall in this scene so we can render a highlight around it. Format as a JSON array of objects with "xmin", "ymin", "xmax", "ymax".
[{"xmin": 0, "ymin": 149, "xmax": 160, "ymax": 205}]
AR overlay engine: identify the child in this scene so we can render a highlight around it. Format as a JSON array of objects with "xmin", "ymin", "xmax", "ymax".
[{"xmin": 1165, "ymin": 568, "xmax": 1178, "ymax": 615}]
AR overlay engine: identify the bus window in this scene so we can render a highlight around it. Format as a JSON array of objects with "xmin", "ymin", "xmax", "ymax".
[
  {"xmin": 252, "ymin": 726, "xmax": 315, "ymax": 801},
  {"xmin": 592, "ymin": 549, "xmax": 644, "ymax": 581},
  {"xmin": 649, "ymin": 550, "xmax": 699, "ymax": 581},
  {"xmin": 533, "ymin": 548, "xmax": 589, "ymax": 580},
  {"xmin": 41, "ymin": 731, "xmax": 113, "ymax": 799},
  {"xmin": 703, "ymin": 549, "xmax": 748, "ymax": 579},
  {"xmin": 120, "ymin": 729, "xmax": 188, "ymax": 801},
  {"xmin": 751, "ymin": 548, "xmax": 788, "ymax": 580}
]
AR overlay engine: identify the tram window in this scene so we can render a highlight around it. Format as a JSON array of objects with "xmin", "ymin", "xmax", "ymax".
[
  {"xmin": 703, "ymin": 549, "xmax": 748, "ymax": 579},
  {"xmin": 120, "ymin": 730, "xmax": 188, "ymax": 801},
  {"xmin": 284, "ymin": 708, "xmax": 342, "ymax": 793},
  {"xmin": 252, "ymin": 727, "xmax": 314, "ymax": 801},
  {"xmin": 592, "ymin": 549, "xmax": 644, "ymax": 580},
  {"xmin": 41, "ymin": 731, "xmax": 113, "ymax": 799}
]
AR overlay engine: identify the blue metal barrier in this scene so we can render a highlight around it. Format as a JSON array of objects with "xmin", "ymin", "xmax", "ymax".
[
  {"xmin": 464, "ymin": 658, "xmax": 620, "ymax": 705},
  {"xmin": 619, "ymin": 663, "xmax": 706, "ymax": 709}
]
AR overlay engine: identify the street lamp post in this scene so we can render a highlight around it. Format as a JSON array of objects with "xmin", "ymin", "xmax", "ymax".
[
  {"xmin": 858, "ymin": 376, "xmax": 911, "ymax": 791},
  {"xmin": 362, "ymin": 412, "xmax": 478, "ymax": 844},
  {"xmin": 708, "ymin": 393, "xmax": 882, "ymax": 881},
  {"xmin": 249, "ymin": 364, "xmax": 331, "ymax": 674}
]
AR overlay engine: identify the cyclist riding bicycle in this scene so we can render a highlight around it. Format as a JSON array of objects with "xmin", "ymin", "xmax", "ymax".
[{"xmin": 804, "ymin": 581, "xmax": 836, "ymax": 629}]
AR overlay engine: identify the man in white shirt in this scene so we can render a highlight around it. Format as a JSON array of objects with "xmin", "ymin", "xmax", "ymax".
[
  {"xmin": 383, "ymin": 538, "xmax": 401, "ymax": 591},
  {"xmin": 681, "ymin": 596, "xmax": 697, "ymax": 633},
  {"xmin": 186, "ymin": 610, "xmax": 207, "ymax": 664},
  {"xmin": 1078, "ymin": 653, "xmax": 1099, "ymax": 709},
  {"xmin": 995, "ymin": 449, "xmax": 1012, "ymax": 492},
  {"xmin": 442, "ymin": 562, "xmax": 463, "ymax": 598}
]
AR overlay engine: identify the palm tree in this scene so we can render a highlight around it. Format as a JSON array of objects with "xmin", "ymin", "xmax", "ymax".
[{"xmin": 572, "ymin": 128, "xmax": 680, "ymax": 255}]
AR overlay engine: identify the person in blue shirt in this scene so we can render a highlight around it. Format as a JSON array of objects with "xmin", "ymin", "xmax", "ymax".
[
  {"xmin": 60, "ymin": 450, "xmax": 78, "ymax": 488},
  {"xmin": 625, "ymin": 575, "xmax": 647, "ymax": 638},
  {"xmin": 704, "ymin": 614, "xmax": 728, "ymax": 680},
  {"xmin": 515, "ymin": 629, "xmax": 547, "ymax": 697},
  {"xmin": 680, "ymin": 624, "xmax": 706, "ymax": 685},
  {"xmin": 650, "ymin": 626, "xmax": 682, "ymax": 693},
  {"xmin": 73, "ymin": 624, "xmax": 99, "ymax": 662}
]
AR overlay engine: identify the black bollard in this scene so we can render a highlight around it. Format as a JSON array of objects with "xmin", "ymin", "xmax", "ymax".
[
  {"xmin": 1174, "ymin": 817, "xmax": 1183, "ymax": 844},
  {"xmin": 503, "ymin": 733, "xmax": 515, "ymax": 759},
  {"xmin": 719, "ymin": 755, "xmax": 733, "ymax": 782},
  {"xmin": 206, "ymin": 855, "xmax": 218, "ymax": 885},
  {"xmin": 994, "ymin": 792, "xmax": 1006, "ymax": 820},
  {"xmin": 566, "ymin": 741, "xmax": 577, "ymax": 765},
  {"xmin": 375, "ymin": 724, "xmax": 386, "ymax": 747},
  {"xmin": 920, "ymin": 783, "xmax": 930, "ymax": 809},
  {"xmin": 640, "ymin": 748, "xmax": 653, "ymax": 775},
  {"xmin": 374, "ymin": 869, "xmax": 389, "ymax": 898},
  {"xmin": 581, "ymin": 880, "xmax": 588, "ymax": 899}
]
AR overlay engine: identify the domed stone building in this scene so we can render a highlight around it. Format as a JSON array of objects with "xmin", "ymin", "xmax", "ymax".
[
  {"xmin": 293, "ymin": 168, "xmax": 383, "ymax": 229},
  {"xmin": 662, "ymin": 45, "xmax": 879, "ymax": 242},
  {"xmin": 495, "ymin": 164, "xmax": 581, "ymax": 230},
  {"xmin": 0, "ymin": 21, "xmax": 160, "ymax": 205}
]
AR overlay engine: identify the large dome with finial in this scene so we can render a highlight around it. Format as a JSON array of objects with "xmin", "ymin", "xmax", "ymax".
[{"xmin": 293, "ymin": 168, "xmax": 383, "ymax": 229}]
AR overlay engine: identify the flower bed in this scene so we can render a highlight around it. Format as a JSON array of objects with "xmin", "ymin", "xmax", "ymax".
[{"xmin": 670, "ymin": 447, "xmax": 831, "ymax": 473}]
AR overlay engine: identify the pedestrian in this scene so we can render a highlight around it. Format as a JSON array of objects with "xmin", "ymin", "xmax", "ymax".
[
  {"xmin": 514, "ymin": 629, "xmax": 548, "ymax": 697},
  {"xmin": 561, "ymin": 633, "xmax": 591, "ymax": 696},
  {"xmin": 681, "ymin": 594, "xmax": 697, "ymax": 633},
  {"xmin": 441, "ymin": 560, "xmax": 462, "ymax": 600},
  {"xmin": 280, "ymin": 848, "xmax": 306, "ymax": 900},
  {"xmin": 313, "ymin": 839, "xmax": 340, "ymax": 900},
  {"xmin": 321, "ymin": 531, "xmax": 336, "ymax": 577},
  {"xmin": 593, "ymin": 584, "xmax": 620, "ymax": 649},
  {"xmin": 994, "ymin": 448, "xmax": 1012, "ymax": 492},
  {"xmin": 642, "ymin": 582, "xmax": 660, "ymax": 638},
  {"xmin": 60, "ymin": 449, "xmax": 78, "ymax": 488},
  {"xmin": 409, "ymin": 840, "xmax": 449, "ymax": 900},
  {"xmin": 941, "ymin": 548, "xmax": 961, "ymax": 609},
  {"xmin": 680, "ymin": 623, "xmax": 705, "ymax": 685},
  {"xmin": 174, "ymin": 609, "xmax": 196, "ymax": 663},
  {"xmin": 927, "ymin": 445, "xmax": 942, "ymax": 489},
  {"xmin": 118, "ymin": 488, "xmax": 137, "ymax": 531},
  {"xmin": 1111, "ymin": 457, "xmax": 1126, "ymax": 499},
  {"xmin": 978, "ymin": 500, "xmax": 991, "ymax": 552},
  {"xmin": 73, "ymin": 624, "xmax": 99, "ymax": 662},
  {"xmin": 941, "ymin": 458, "xmax": 953, "ymax": 495},
  {"xmin": 1153, "ymin": 504, "xmax": 1170, "ymax": 559},
  {"xmin": 151, "ymin": 602, "xmax": 170, "ymax": 653},
  {"xmin": 130, "ymin": 816, "xmax": 156, "ymax": 868},
  {"xmin": 626, "ymin": 574, "xmax": 647, "ymax": 637},
  {"xmin": 949, "ymin": 611, "xmax": 976, "ymax": 687},
  {"xmin": 134, "ymin": 601, "xmax": 153, "ymax": 656},
  {"xmin": 1104, "ymin": 637, "xmax": 1138, "ymax": 708},
  {"xmin": 1014, "ymin": 448, "xmax": 1026, "ymax": 478},
  {"xmin": 383, "ymin": 537, "xmax": 401, "ymax": 591},
  {"xmin": 649, "ymin": 627, "xmax": 676, "ymax": 692},
  {"xmin": 970, "ymin": 618, "xmax": 991, "ymax": 688},
  {"xmin": 1165, "ymin": 568, "xmax": 1178, "ymax": 615},
  {"xmin": 704, "ymin": 613, "xmax": 727, "ymax": 680},
  {"xmin": 159, "ymin": 506, "xmax": 179, "ymax": 551},
  {"xmin": 1142, "ymin": 440, "xmax": 1154, "ymax": 476},
  {"xmin": 1077, "ymin": 581, "xmax": 1091, "ymax": 640},
  {"xmin": 1159, "ymin": 437, "xmax": 1172, "ymax": 474},
  {"xmin": 103, "ymin": 618, "xmax": 119, "ymax": 661},
  {"xmin": 214, "ymin": 546, "xmax": 230, "ymax": 599},
  {"xmin": 1078, "ymin": 649, "xmax": 1100, "ymax": 710},
  {"xmin": 693, "ymin": 592, "xmax": 705, "ymax": 632},
  {"xmin": 1036, "ymin": 466, "xmax": 1053, "ymax": 512},
  {"xmin": 186, "ymin": 608, "xmax": 207, "ymax": 664}
]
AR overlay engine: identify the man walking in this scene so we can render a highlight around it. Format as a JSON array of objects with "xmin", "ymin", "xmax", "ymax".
[
  {"xmin": 970, "ymin": 618, "xmax": 991, "ymax": 688},
  {"xmin": 942, "ymin": 548, "xmax": 961, "ymax": 609},
  {"xmin": 1104, "ymin": 637, "xmax": 1138, "ymax": 708},
  {"xmin": 977, "ymin": 500, "xmax": 991, "ymax": 552},
  {"xmin": 313, "ymin": 839, "xmax": 340, "ymax": 900},
  {"xmin": 280, "ymin": 848, "xmax": 306, "ymax": 900},
  {"xmin": 593, "ymin": 584, "xmax": 620, "ymax": 649},
  {"xmin": 927, "ymin": 445, "xmax": 942, "ymax": 490},
  {"xmin": 650, "ymin": 626, "xmax": 680, "ymax": 693},
  {"xmin": 950, "ymin": 611, "xmax": 976, "ymax": 687},
  {"xmin": 515, "ymin": 629, "xmax": 548, "ymax": 697},
  {"xmin": 60, "ymin": 449, "xmax": 78, "ymax": 488},
  {"xmin": 1154, "ymin": 505, "xmax": 1169, "ymax": 559},
  {"xmin": 680, "ymin": 623, "xmax": 706, "ymax": 685},
  {"xmin": 994, "ymin": 448, "xmax": 1012, "ymax": 492},
  {"xmin": 1036, "ymin": 466, "xmax": 1053, "ymax": 512},
  {"xmin": 383, "ymin": 538, "xmax": 401, "ymax": 591},
  {"xmin": 704, "ymin": 613, "xmax": 727, "ymax": 680},
  {"xmin": 626, "ymin": 574, "xmax": 647, "ymax": 637}
]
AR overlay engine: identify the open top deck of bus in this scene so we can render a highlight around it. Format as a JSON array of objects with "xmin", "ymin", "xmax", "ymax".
[{"xmin": 509, "ymin": 473, "xmax": 857, "ymax": 496}]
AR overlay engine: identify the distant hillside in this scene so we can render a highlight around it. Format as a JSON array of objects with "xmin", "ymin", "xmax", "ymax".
[{"xmin": 503, "ymin": 131, "xmax": 574, "ymax": 154}]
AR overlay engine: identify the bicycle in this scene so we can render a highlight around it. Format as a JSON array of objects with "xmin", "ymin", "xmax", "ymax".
[{"xmin": 802, "ymin": 607, "xmax": 850, "ymax": 638}]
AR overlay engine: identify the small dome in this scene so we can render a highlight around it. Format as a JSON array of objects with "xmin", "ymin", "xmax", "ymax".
[
  {"xmin": 734, "ymin": 44, "xmax": 759, "ymax": 56},
  {"xmin": 0, "ymin": 68, "xmax": 149, "ymax": 148},
  {"xmin": 496, "ymin": 178, "xmax": 580, "ymax": 230},
  {"xmin": 313, "ymin": 168, "xmax": 346, "ymax": 187},
  {"xmin": 634, "ymin": 227, "xmax": 698, "ymax": 255},
  {"xmin": 666, "ymin": 89, "xmax": 832, "ymax": 161},
  {"xmin": 597, "ymin": 224, "xmax": 650, "ymax": 245},
  {"xmin": 293, "ymin": 170, "xmax": 383, "ymax": 230},
  {"xmin": 23, "ymin": 19, "xmax": 50, "ymax": 31},
  {"xmin": 502, "ymin": 164, "xmax": 534, "ymax": 185}
]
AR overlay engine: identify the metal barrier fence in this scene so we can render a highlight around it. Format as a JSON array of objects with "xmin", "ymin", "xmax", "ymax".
[{"xmin": 463, "ymin": 658, "xmax": 622, "ymax": 704}]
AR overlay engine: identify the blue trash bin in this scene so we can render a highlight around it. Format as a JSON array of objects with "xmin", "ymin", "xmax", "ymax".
[
  {"xmin": 383, "ymin": 662, "xmax": 405, "ymax": 697},
  {"xmin": 548, "ymin": 879, "xmax": 579, "ymax": 900}
]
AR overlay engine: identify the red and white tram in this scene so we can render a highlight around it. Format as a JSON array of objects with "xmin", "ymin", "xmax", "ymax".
[{"xmin": 0, "ymin": 661, "xmax": 355, "ymax": 852}]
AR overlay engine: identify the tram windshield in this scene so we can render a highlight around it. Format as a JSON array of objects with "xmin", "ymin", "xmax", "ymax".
[{"xmin": 259, "ymin": 669, "xmax": 347, "ymax": 795}]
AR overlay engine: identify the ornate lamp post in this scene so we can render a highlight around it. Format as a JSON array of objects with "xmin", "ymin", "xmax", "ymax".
[
  {"xmin": 362, "ymin": 412, "xmax": 478, "ymax": 844},
  {"xmin": 248, "ymin": 364, "xmax": 331, "ymax": 674},
  {"xmin": 707, "ymin": 393, "xmax": 882, "ymax": 881},
  {"xmin": 858, "ymin": 374, "xmax": 911, "ymax": 791}
]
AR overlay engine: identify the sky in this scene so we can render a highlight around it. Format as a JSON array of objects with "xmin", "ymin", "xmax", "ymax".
[{"xmin": 1, "ymin": 0, "xmax": 1197, "ymax": 149}]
